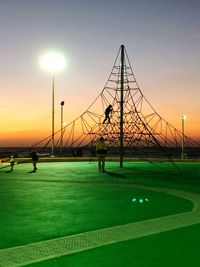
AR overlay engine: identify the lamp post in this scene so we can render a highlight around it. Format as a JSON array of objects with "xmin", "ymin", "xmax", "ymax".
[
  {"xmin": 39, "ymin": 52, "xmax": 66, "ymax": 157},
  {"xmin": 60, "ymin": 101, "xmax": 65, "ymax": 155},
  {"xmin": 181, "ymin": 114, "xmax": 186, "ymax": 159}
]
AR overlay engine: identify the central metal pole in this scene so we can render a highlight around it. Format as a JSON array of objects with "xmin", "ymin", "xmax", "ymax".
[
  {"xmin": 51, "ymin": 73, "xmax": 55, "ymax": 157},
  {"xmin": 120, "ymin": 45, "xmax": 124, "ymax": 168}
]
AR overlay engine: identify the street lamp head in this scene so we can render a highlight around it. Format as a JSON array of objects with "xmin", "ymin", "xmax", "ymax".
[
  {"xmin": 61, "ymin": 101, "xmax": 65, "ymax": 106},
  {"xmin": 39, "ymin": 52, "xmax": 66, "ymax": 73},
  {"xmin": 182, "ymin": 114, "xmax": 187, "ymax": 120}
]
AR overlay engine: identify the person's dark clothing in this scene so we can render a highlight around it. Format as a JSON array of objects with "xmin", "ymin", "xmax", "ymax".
[
  {"xmin": 103, "ymin": 105, "xmax": 113, "ymax": 124},
  {"xmin": 31, "ymin": 151, "xmax": 39, "ymax": 172},
  {"xmin": 31, "ymin": 152, "xmax": 38, "ymax": 162}
]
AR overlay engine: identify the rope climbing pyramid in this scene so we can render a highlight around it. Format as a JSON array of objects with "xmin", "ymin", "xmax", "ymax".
[{"xmin": 32, "ymin": 45, "xmax": 200, "ymax": 165}]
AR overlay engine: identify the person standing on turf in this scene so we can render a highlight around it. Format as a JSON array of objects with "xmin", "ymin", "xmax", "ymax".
[
  {"xmin": 96, "ymin": 137, "xmax": 107, "ymax": 172},
  {"xmin": 10, "ymin": 155, "xmax": 15, "ymax": 172},
  {"xmin": 30, "ymin": 150, "xmax": 39, "ymax": 172}
]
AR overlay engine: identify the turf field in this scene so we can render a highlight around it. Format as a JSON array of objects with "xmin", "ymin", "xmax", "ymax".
[{"xmin": 0, "ymin": 160, "xmax": 200, "ymax": 266}]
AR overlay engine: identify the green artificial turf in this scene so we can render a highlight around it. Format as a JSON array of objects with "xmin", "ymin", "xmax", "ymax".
[
  {"xmin": 0, "ymin": 160, "xmax": 200, "ymax": 266},
  {"xmin": 28, "ymin": 223, "xmax": 200, "ymax": 267}
]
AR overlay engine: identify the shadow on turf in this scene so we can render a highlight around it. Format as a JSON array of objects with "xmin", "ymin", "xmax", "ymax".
[{"xmin": 105, "ymin": 171, "xmax": 127, "ymax": 179}]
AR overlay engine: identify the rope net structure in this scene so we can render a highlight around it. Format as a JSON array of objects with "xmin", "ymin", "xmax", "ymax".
[
  {"xmin": 32, "ymin": 47, "xmax": 199, "ymax": 157},
  {"xmin": 1, "ymin": 45, "xmax": 199, "ymax": 175},
  {"xmin": 30, "ymin": 45, "xmax": 199, "ymax": 167}
]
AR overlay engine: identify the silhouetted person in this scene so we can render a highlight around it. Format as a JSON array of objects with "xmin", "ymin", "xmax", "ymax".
[
  {"xmin": 10, "ymin": 155, "xmax": 15, "ymax": 172},
  {"xmin": 103, "ymin": 105, "xmax": 113, "ymax": 124},
  {"xmin": 30, "ymin": 151, "xmax": 39, "ymax": 172},
  {"xmin": 96, "ymin": 137, "xmax": 107, "ymax": 172}
]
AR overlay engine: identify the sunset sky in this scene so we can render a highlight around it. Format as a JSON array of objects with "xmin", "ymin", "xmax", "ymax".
[{"xmin": 0, "ymin": 0, "xmax": 199, "ymax": 146}]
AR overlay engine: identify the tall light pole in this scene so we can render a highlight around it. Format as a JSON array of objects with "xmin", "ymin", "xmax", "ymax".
[
  {"xmin": 60, "ymin": 101, "xmax": 65, "ymax": 155},
  {"xmin": 39, "ymin": 52, "xmax": 66, "ymax": 157},
  {"xmin": 181, "ymin": 114, "xmax": 186, "ymax": 159}
]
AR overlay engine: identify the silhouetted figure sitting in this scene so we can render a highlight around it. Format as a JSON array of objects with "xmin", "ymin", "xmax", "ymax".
[{"xmin": 103, "ymin": 105, "xmax": 113, "ymax": 124}]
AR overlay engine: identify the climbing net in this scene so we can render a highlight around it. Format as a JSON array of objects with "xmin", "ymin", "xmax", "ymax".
[
  {"xmin": 1, "ymin": 46, "xmax": 199, "ymax": 175},
  {"xmin": 30, "ymin": 46, "xmax": 199, "ymax": 160}
]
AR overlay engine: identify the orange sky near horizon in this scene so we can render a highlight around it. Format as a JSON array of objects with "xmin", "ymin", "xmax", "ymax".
[{"xmin": 0, "ymin": 87, "xmax": 199, "ymax": 147}]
